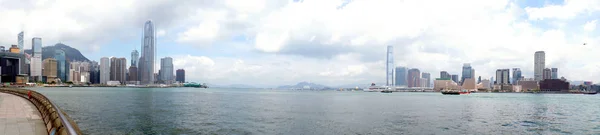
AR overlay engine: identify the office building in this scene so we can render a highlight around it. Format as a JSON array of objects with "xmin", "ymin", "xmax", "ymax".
[
  {"xmin": 54, "ymin": 50, "xmax": 66, "ymax": 82},
  {"xmin": 42, "ymin": 58, "xmax": 57, "ymax": 83},
  {"xmin": 539, "ymin": 79, "xmax": 569, "ymax": 92},
  {"xmin": 18, "ymin": 31, "xmax": 24, "ymax": 54},
  {"xmin": 495, "ymin": 69, "xmax": 510, "ymax": 84},
  {"xmin": 534, "ymin": 51, "xmax": 545, "ymax": 81},
  {"xmin": 551, "ymin": 68, "xmax": 558, "ymax": 79},
  {"xmin": 0, "ymin": 52, "xmax": 27, "ymax": 83},
  {"xmin": 159, "ymin": 57, "xmax": 174, "ymax": 84},
  {"xmin": 440, "ymin": 71, "xmax": 451, "ymax": 80},
  {"xmin": 407, "ymin": 68, "xmax": 420, "ymax": 88},
  {"xmin": 420, "ymin": 78, "xmax": 427, "ymax": 87},
  {"xmin": 139, "ymin": 20, "xmax": 156, "ymax": 85},
  {"xmin": 543, "ymin": 68, "xmax": 551, "ymax": 80},
  {"xmin": 89, "ymin": 61, "xmax": 100, "ymax": 84},
  {"xmin": 395, "ymin": 67, "xmax": 407, "ymax": 86},
  {"xmin": 100, "ymin": 57, "xmax": 110, "ymax": 84},
  {"xmin": 176, "ymin": 69, "xmax": 185, "ymax": 83},
  {"xmin": 30, "ymin": 37, "xmax": 42, "ymax": 81},
  {"xmin": 386, "ymin": 45, "xmax": 393, "ymax": 86},
  {"xmin": 9, "ymin": 45, "xmax": 19, "ymax": 53},
  {"xmin": 461, "ymin": 63, "xmax": 473, "ymax": 85},
  {"xmin": 512, "ymin": 68, "xmax": 521, "ymax": 85},
  {"xmin": 110, "ymin": 57, "xmax": 127, "ymax": 84},
  {"xmin": 451, "ymin": 74, "xmax": 459, "ymax": 83},
  {"xmin": 422, "ymin": 72, "xmax": 430, "ymax": 87}
]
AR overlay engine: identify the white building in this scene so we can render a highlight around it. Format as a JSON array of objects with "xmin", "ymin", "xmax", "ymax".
[
  {"xmin": 30, "ymin": 37, "xmax": 42, "ymax": 81},
  {"xmin": 534, "ymin": 51, "xmax": 545, "ymax": 81},
  {"xmin": 100, "ymin": 57, "xmax": 110, "ymax": 84}
]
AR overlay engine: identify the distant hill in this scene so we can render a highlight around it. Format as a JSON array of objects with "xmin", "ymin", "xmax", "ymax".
[
  {"xmin": 24, "ymin": 43, "xmax": 90, "ymax": 62},
  {"xmin": 277, "ymin": 82, "xmax": 331, "ymax": 90},
  {"xmin": 213, "ymin": 84, "xmax": 257, "ymax": 89}
]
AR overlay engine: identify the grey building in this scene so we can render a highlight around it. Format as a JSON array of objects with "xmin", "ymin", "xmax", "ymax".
[
  {"xmin": 551, "ymin": 68, "xmax": 558, "ymax": 79},
  {"xmin": 451, "ymin": 74, "xmax": 459, "ymax": 83},
  {"xmin": 100, "ymin": 57, "xmax": 110, "ymax": 84},
  {"xmin": 461, "ymin": 63, "xmax": 473, "ymax": 85},
  {"xmin": 176, "ymin": 69, "xmax": 185, "ymax": 83},
  {"xmin": 495, "ymin": 69, "xmax": 510, "ymax": 84},
  {"xmin": 440, "ymin": 71, "xmax": 451, "ymax": 79},
  {"xmin": 160, "ymin": 57, "xmax": 174, "ymax": 84},
  {"xmin": 534, "ymin": 51, "xmax": 545, "ymax": 81},
  {"xmin": 31, "ymin": 37, "xmax": 42, "ymax": 81},
  {"xmin": 110, "ymin": 57, "xmax": 127, "ymax": 84},
  {"xmin": 18, "ymin": 31, "xmax": 24, "ymax": 54},
  {"xmin": 395, "ymin": 67, "xmax": 407, "ymax": 86},
  {"xmin": 512, "ymin": 68, "xmax": 522, "ymax": 85},
  {"xmin": 139, "ymin": 20, "xmax": 156, "ymax": 85},
  {"xmin": 386, "ymin": 46, "xmax": 394, "ymax": 86},
  {"xmin": 54, "ymin": 50, "xmax": 67, "ymax": 82},
  {"xmin": 422, "ymin": 72, "xmax": 430, "ymax": 87}
]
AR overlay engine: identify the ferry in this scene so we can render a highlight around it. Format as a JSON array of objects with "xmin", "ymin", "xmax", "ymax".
[
  {"xmin": 459, "ymin": 89, "xmax": 470, "ymax": 95},
  {"xmin": 364, "ymin": 83, "xmax": 388, "ymax": 92}
]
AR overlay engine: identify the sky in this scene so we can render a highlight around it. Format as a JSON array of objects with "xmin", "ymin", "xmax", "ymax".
[{"xmin": 1, "ymin": 0, "xmax": 600, "ymax": 87}]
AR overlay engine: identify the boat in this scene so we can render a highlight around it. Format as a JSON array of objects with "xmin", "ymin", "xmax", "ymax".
[
  {"xmin": 364, "ymin": 83, "xmax": 387, "ymax": 92},
  {"xmin": 441, "ymin": 90, "xmax": 460, "ymax": 95},
  {"xmin": 583, "ymin": 91, "xmax": 597, "ymax": 95},
  {"xmin": 459, "ymin": 89, "xmax": 470, "ymax": 95},
  {"xmin": 381, "ymin": 90, "xmax": 393, "ymax": 93}
]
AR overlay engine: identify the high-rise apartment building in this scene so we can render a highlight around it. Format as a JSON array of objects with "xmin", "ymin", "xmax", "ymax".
[
  {"xmin": 160, "ymin": 57, "xmax": 174, "ymax": 84},
  {"xmin": 495, "ymin": 69, "xmax": 510, "ymax": 84},
  {"xmin": 100, "ymin": 57, "xmax": 110, "ymax": 84},
  {"xmin": 386, "ymin": 46, "xmax": 393, "ymax": 86},
  {"xmin": 440, "ymin": 71, "xmax": 451, "ymax": 79},
  {"xmin": 551, "ymin": 68, "xmax": 558, "ymax": 79},
  {"xmin": 543, "ymin": 68, "xmax": 551, "ymax": 80},
  {"xmin": 30, "ymin": 37, "xmax": 42, "ymax": 81},
  {"xmin": 395, "ymin": 67, "xmax": 407, "ymax": 86},
  {"xmin": 18, "ymin": 31, "xmax": 24, "ymax": 54},
  {"xmin": 422, "ymin": 72, "xmax": 430, "ymax": 87},
  {"xmin": 176, "ymin": 69, "xmax": 185, "ymax": 83},
  {"xmin": 139, "ymin": 20, "xmax": 156, "ymax": 85},
  {"xmin": 110, "ymin": 57, "xmax": 127, "ymax": 84},
  {"xmin": 512, "ymin": 68, "xmax": 522, "ymax": 85},
  {"xmin": 451, "ymin": 74, "xmax": 459, "ymax": 83},
  {"xmin": 407, "ymin": 68, "xmax": 420, "ymax": 88},
  {"xmin": 534, "ymin": 51, "xmax": 545, "ymax": 81}
]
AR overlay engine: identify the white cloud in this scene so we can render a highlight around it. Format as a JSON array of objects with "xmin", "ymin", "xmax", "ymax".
[{"xmin": 584, "ymin": 20, "xmax": 597, "ymax": 32}]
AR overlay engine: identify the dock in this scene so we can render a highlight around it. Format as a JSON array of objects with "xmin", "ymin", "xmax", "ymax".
[{"xmin": 0, "ymin": 88, "xmax": 81, "ymax": 135}]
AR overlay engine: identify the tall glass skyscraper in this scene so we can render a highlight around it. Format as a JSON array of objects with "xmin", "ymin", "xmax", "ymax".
[
  {"xmin": 54, "ymin": 50, "xmax": 66, "ymax": 82},
  {"xmin": 18, "ymin": 31, "xmax": 24, "ymax": 54},
  {"xmin": 131, "ymin": 50, "xmax": 139, "ymax": 67},
  {"xmin": 139, "ymin": 20, "xmax": 156, "ymax": 85},
  {"xmin": 31, "ymin": 37, "xmax": 43, "ymax": 81},
  {"xmin": 395, "ymin": 67, "xmax": 407, "ymax": 86},
  {"xmin": 386, "ymin": 45, "xmax": 393, "ymax": 86},
  {"xmin": 461, "ymin": 63, "xmax": 473, "ymax": 85}
]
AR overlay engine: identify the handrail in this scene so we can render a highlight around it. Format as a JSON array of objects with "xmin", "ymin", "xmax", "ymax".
[{"xmin": 0, "ymin": 88, "xmax": 81, "ymax": 135}]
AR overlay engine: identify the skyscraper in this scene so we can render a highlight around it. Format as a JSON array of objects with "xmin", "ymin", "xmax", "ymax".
[
  {"xmin": 551, "ymin": 68, "xmax": 558, "ymax": 79},
  {"xmin": 18, "ymin": 31, "xmax": 24, "ymax": 54},
  {"xmin": 512, "ymin": 68, "xmax": 522, "ymax": 85},
  {"xmin": 440, "ymin": 71, "xmax": 450, "ymax": 79},
  {"xmin": 54, "ymin": 50, "xmax": 66, "ymax": 82},
  {"xmin": 451, "ymin": 74, "xmax": 459, "ymax": 83},
  {"xmin": 89, "ymin": 61, "xmax": 100, "ymax": 84},
  {"xmin": 495, "ymin": 69, "xmax": 510, "ymax": 84},
  {"xmin": 534, "ymin": 51, "xmax": 545, "ymax": 81},
  {"xmin": 422, "ymin": 72, "xmax": 430, "ymax": 87},
  {"xmin": 395, "ymin": 67, "xmax": 407, "ymax": 86},
  {"xmin": 543, "ymin": 68, "xmax": 551, "ymax": 80},
  {"xmin": 31, "ymin": 37, "xmax": 42, "ymax": 81},
  {"xmin": 131, "ymin": 50, "xmax": 139, "ymax": 67},
  {"xmin": 129, "ymin": 50, "xmax": 139, "ymax": 82},
  {"xmin": 176, "ymin": 69, "xmax": 185, "ymax": 83},
  {"xmin": 407, "ymin": 68, "xmax": 420, "ymax": 88},
  {"xmin": 100, "ymin": 57, "xmax": 110, "ymax": 84},
  {"xmin": 42, "ymin": 58, "xmax": 57, "ymax": 83},
  {"xmin": 110, "ymin": 57, "xmax": 127, "ymax": 84},
  {"xmin": 160, "ymin": 57, "xmax": 174, "ymax": 84},
  {"xmin": 140, "ymin": 20, "xmax": 156, "ymax": 85},
  {"xmin": 386, "ymin": 45, "xmax": 394, "ymax": 86},
  {"xmin": 461, "ymin": 63, "xmax": 473, "ymax": 85}
]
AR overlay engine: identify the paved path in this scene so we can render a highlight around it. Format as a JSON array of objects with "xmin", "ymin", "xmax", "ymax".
[{"xmin": 0, "ymin": 93, "xmax": 46, "ymax": 135}]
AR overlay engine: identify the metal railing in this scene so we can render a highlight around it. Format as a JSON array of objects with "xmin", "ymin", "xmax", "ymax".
[{"xmin": 0, "ymin": 88, "xmax": 82, "ymax": 135}]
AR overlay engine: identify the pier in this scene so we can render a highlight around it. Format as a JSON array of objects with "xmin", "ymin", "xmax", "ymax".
[{"xmin": 0, "ymin": 88, "xmax": 81, "ymax": 135}]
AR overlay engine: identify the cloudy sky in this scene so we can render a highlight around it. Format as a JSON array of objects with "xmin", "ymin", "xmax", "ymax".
[{"xmin": 1, "ymin": 0, "xmax": 600, "ymax": 87}]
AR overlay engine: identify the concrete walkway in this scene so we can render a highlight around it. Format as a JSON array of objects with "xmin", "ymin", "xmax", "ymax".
[{"xmin": 0, "ymin": 93, "xmax": 46, "ymax": 135}]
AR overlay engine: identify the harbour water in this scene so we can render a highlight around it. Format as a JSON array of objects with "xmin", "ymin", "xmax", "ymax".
[{"xmin": 30, "ymin": 87, "xmax": 600, "ymax": 134}]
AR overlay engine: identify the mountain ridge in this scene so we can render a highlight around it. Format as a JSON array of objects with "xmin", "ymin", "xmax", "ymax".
[{"xmin": 24, "ymin": 43, "xmax": 90, "ymax": 62}]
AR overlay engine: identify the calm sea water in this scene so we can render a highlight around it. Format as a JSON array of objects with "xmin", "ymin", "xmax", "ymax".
[{"xmin": 29, "ymin": 87, "xmax": 600, "ymax": 135}]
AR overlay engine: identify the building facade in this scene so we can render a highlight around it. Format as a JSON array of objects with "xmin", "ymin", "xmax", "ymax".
[
  {"xmin": 100, "ymin": 57, "xmax": 110, "ymax": 84},
  {"xmin": 422, "ymin": 72, "xmax": 430, "ymax": 87},
  {"xmin": 495, "ymin": 69, "xmax": 510, "ymax": 84},
  {"xmin": 31, "ymin": 37, "xmax": 42, "ymax": 81},
  {"xmin": 395, "ymin": 67, "xmax": 407, "ymax": 86},
  {"xmin": 534, "ymin": 51, "xmax": 545, "ymax": 81},
  {"xmin": 386, "ymin": 46, "xmax": 393, "ymax": 86},
  {"xmin": 407, "ymin": 68, "xmax": 420, "ymax": 88},
  {"xmin": 110, "ymin": 57, "xmax": 127, "ymax": 84},
  {"xmin": 42, "ymin": 58, "xmax": 57, "ymax": 83},
  {"xmin": 461, "ymin": 63, "xmax": 473, "ymax": 85},
  {"xmin": 451, "ymin": 74, "xmax": 459, "ymax": 83},
  {"xmin": 89, "ymin": 61, "xmax": 100, "ymax": 84},
  {"xmin": 140, "ymin": 20, "xmax": 156, "ymax": 85},
  {"xmin": 512, "ymin": 68, "xmax": 521, "ymax": 85},
  {"xmin": 160, "ymin": 57, "xmax": 174, "ymax": 84},
  {"xmin": 176, "ymin": 69, "xmax": 185, "ymax": 83},
  {"xmin": 551, "ymin": 68, "xmax": 558, "ymax": 79},
  {"xmin": 54, "ymin": 50, "xmax": 66, "ymax": 82},
  {"xmin": 543, "ymin": 68, "xmax": 551, "ymax": 80},
  {"xmin": 18, "ymin": 31, "xmax": 24, "ymax": 54},
  {"xmin": 440, "ymin": 71, "xmax": 450, "ymax": 80},
  {"xmin": 539, "ymin": 79, "xmax": 569, "ymax": 92}
]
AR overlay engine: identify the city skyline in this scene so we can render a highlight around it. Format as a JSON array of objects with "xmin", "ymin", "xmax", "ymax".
[{"xmin": 2, "ymin": 0, "xmax": 600, "ymax": 87}]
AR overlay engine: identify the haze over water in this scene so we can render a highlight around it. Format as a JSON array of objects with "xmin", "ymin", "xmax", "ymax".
[{"xmin": 31, "ymin": 87, "xmax": 600, "ymax": 134}]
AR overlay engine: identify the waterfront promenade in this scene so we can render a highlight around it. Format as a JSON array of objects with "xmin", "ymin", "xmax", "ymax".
[{"xmin": 0, "ymin": 93, "xmax": 46, "ymax": 135}]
